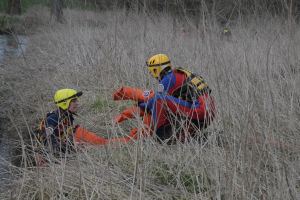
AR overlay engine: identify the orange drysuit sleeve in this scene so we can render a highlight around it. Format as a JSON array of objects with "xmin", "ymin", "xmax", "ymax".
[
  {"xmin": 112, "ymin": 87, "xmax": 154, "ymax": 125},
  {"xmin": 112, "ymin": 87, "xmax": 154, "ymax": 102},
  {"xmin": 113, "ymin": 106, "xmax": 145, "ymax": 126},
  {"xmin": 74, "ymin": 113, "xmax": 154, "ymax": 145},
  {"xmin": 74, "ymin": 126, "xmax": 132, "ymax": 145},
  {"xmin": 74, "ymin": 126, "xmax": 108, "ymax": 145}
]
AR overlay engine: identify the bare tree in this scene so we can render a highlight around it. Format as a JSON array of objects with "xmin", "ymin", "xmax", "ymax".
[
  {"xmin": 124, "ymin": 0, "xmax": 132, "ymax": 17},
  {"xmin": 51, "ymin": 0, "xmax": 63, "ymax": 22},
  {"xmin": 7, "ymin": 0, "xmax": 21, "ymax": 15}
]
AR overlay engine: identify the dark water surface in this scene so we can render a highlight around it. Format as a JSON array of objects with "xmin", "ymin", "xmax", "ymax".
[{"xmin": 0, "ymin": 34, "xmax": 27, "ymax": 67}]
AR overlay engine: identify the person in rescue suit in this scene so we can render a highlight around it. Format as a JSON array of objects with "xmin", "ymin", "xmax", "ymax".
[
  {"xmin": 138, "ymin": 54, "xmax": 215, "ymax": 142},
  {"xmin": 77, "ymin": 54, "xmax": 215, "ymax": 145},
  {"xmin": 37, "ymin": 88, "xmax": 144, "ymax": 151},
  {"xmin": 36, "ymin": 89, "xmax": 83, "ymax": 158}
]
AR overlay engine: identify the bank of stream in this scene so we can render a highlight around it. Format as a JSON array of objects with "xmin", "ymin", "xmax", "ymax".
[{"xmin": 0, "ymin": 34, "xmax": 27, "ymax": 193}]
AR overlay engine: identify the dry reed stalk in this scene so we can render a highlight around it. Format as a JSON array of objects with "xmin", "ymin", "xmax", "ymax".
[{"xmin": 0, "ymin": 4, "xmax": 299, "ymax": 200}]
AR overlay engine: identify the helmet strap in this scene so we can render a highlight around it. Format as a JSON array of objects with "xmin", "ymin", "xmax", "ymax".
[
  {"xmin": 159, "ymin": 67, "xmax": 172, "ymax": 80},
  {"xmin": 59, "ymin": 107, "xmax": 75, "ymax": 124}
]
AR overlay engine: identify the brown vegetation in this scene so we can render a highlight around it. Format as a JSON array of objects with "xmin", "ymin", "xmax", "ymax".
[{"xmin": 0, "ymin": 2, "xmax": 300, "ymax": 199}]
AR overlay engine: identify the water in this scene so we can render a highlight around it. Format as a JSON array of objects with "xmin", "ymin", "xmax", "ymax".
[{"xmin": 0, "ymin": 34, "xmax": 27, "ymax": 67}]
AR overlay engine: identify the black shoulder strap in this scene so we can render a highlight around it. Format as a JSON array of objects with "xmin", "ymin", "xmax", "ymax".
[
  {"xmin": 173, "ymin": 68, "xmax": 210, "ymax": 101},
  {"xmin": 46, "ymin": 110, "xmax": 58, "ymax": 117},
  {"xmin": 36, "ymin": 110, "xmax": 59, "ymax": 148}
]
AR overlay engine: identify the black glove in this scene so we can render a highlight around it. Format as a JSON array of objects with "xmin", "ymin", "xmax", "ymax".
[{"xmin": 138, "ymin": 102, "xmax": 150, "ymax": 113}]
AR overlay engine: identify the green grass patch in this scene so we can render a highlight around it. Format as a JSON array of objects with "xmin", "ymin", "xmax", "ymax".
[
  {"xmin": 154, "ymin": 163, "xmax": 213, "ymax": 194},
  {"xmin": 63, "ymin": 0, "xmax": 107, "ymax": 11},
  {"xmin": 118, "ymin": 100, "xmax": 137, "ymax": 112},
  {"xmin": 0, "ymin": 0, "xmax": 104, "ymax": 15},
  {"xmin": 0, "ymin": 16, "xmax": 20, "ymax": 24},
  {"xmin": 0, "ymin": 0, "xmax": 50, "ymax": 14},
  {"xmin": 91, "ymin": 98, "xmax": 110, "ymax": 112},
  {"xmin": 0, "ymin": 89, "xmax": 11, "ymax": 97},
  {"xmin": 91, "ymin": 95, "xmax": 137, "ymax": 113},
  {"xmin": 21, "ymin": 0, "xmax": 50, "ymax": 13},
  {"xmin": 0, "ymin": 0, "xmax": 49, "ymax": 14}
]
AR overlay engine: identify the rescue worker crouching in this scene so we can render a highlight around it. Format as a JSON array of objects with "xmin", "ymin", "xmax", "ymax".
[
  {"xmin": 35, "ymin": 89, "xmax": 83, "ymax": 165},
  {"xmin": 139, "ymin": 54, "xmax": 215, "ymax": 143},
  {"xmin": 220, "ymin": 29, "xmax": 232, "ymax": 42}
]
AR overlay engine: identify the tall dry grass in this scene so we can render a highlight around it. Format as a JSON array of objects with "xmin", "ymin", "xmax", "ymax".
[{"xmin": 0, "ymin": 4, "xmax": 300, "ymax": 199}]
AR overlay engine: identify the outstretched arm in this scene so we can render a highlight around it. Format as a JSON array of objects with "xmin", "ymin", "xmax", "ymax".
[
  {"xmin": 112, "ymin": 106, "xmax": 145, "ymax": 126},
  {"xmin": 112, "ymin": 87, "xmax": 154, "ymax": 102}
]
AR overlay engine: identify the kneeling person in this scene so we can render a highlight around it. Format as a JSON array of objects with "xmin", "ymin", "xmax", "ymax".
[{"xmin": 139, "ymin": 54, "xmax": 215, "ymax": 142}]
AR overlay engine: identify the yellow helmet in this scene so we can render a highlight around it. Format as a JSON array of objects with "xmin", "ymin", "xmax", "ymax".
[
  {"xmin": 54, "ymin": 89, "xmax": 83, "ymax": 110},
  {"xmin": 224, "ymin": 29, "xmax": 228, "ymax": 34},
  {"xmin": 146, "ymin": 54, "xmax": 171, "ymax": 78}
]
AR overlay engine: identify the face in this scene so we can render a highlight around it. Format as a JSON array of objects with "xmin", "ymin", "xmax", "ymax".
[
  {"xmin": 153, "ymin": 68, "xmax": 157, "ymax": 74},
  {"xmin": 68, "ymin": 98, "xmax": 79, "ymax": 113},
  {"xmin": 148, "ymin": 68, "xmax": 160, "ymax": 81}
]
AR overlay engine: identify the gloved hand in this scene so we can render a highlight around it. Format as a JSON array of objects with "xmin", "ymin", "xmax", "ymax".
[
  {"xmin": 69, "ymin": 141, "xmax": 88, "ymax": 153},
  {"xmin": 138, "ymin": 102, "xmax": 151, "ymax": 113},
  {"xmin": 73, "ymin": 124, "xmax": 80, "ymax": 133},
  {"xmin": 75, "ymin": 141, "xmax": 88, "ymax": 152}
]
